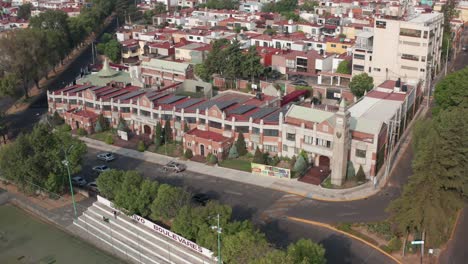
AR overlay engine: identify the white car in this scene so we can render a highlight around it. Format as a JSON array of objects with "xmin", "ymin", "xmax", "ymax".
[
  {"xmin": 163, "ymin": 161, "xmax": 186, "ymax": 173},
  {"xmin": 87, "ymin": 181, "xmax": 99, "ymax": 193},
  {"xmin": 71, "ymin": 176, "xmax": 87, "ymax": 187},
  {"xmin": 97, "ymin": 152, "xmax": 115, "ymax": 162},
  {"xmin": 92, "ymin": 165, "xmax": 110, "ymax": 173}
]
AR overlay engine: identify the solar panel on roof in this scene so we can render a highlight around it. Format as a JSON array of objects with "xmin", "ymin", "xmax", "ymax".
[
  {"xmin": 264, "ymin": 107, "xmax": 287, "ymax": 122},
  {"xmin": 149, "ymin": 93, "xmax": 169, "ymax": 101},
  {"xmin": 98, "ymin": 88, "xmax": 120, "ymax": 97},
  {"xmin": 176, "ymin": 98, "xmax": 204, "ymax": 109},
  {"xmin": 229, "ymin": 105, "xmax": 257, "ymax": 115},
  {"xmin": 102, "ymin": 89, "xmax": 129, "ymax": 99},
  {"xmin": 191, "ymin": 100, "xmax": 216, "ymax": 110},
  {"xmin": 67, "ymin": 85, "xmax": 93, "ymax": 94},
  {"xmin": 215, "ymin": 100, "xmax": 237, "ymax": 110},
  {"xmin": 249, "ymin": 107, "xmax": 277, "ymax": 119},
  {"xmin": 159, "ymin": 95, "xmax": 186, "ymax": 104},
  {"xmin": 117, "ymin": 90, "xmax": 146, "ymax": 101},
  {"xmin": 90, "ymin": 86, "xmax": 105, "ymax": 91}
]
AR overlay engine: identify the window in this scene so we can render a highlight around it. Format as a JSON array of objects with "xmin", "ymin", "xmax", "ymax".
[
  {"xmin": 162, "ymin": 114, "xmax": 171, "ymax": 120},
  {"xmin": 401, "ymin": 54, "xmax": 419, "ymax": 61},
  {"xmin": 421, "ymin": 56, "xmax": 426, "ymax": 62},
  {"xmin": 189, "ymin": 36, "xmax": 194, "ymax": 40},
  {"xmin": 236, "ymin": 126, "xmax": 249, "ymax": 133},
  {"xmin": 401, "ymin": 66, "xmax": 418, "ymax": 71},
  {"xmin": 304, "ymin": 135, "xmax": 313, "ymax": 144},
  {"xmin": 297, "ymin": 58, "xmax": 308, "ymax": 67},
  {"xmin": 331, "ymin": 44, "xmax": 336, "ymax": 48},
  {"xmin": 353, "ymin": 64, "xmax": 364, "ymax": 71},
  {"xmin": 199, "ymin": 118, "xmax": 205, "ymax": 124},
  {"xmin": 420, "ymin": 68, "xmax": 425, "ymax": 72},
  {"xmin": 283, "ymin": 144, "xmax": 288, "ymax": 152},
  {"xmin": 353, "ymin": 54, "xmax": 365, "ymax": 60},
  {"xmin": 141, "ymin": 110, "xmax": 150, "ymax": 117},
  {"xmin": 225, "ymin": 124, "xmax": 232, "ymax": 131},
  {"xmin": 252, "ymin": 127, "xmax": 260, "ymax": 134},
  {"xmin": 376, "ymin": 20, "xmax": 386, "ymax": 29},
  {"xmin": 264, "ymin": 129, "xmax": 278, "ymax": 137},
  {"xmin": 369, "ymin": 56, "xmax": 372, "ymax": 61},
  {"xmin": 132, "ymin": 108, "xmax": 138, "ymax": 114},
  {"xmin": 185, "ymin": 117, "xmax": 196, "ymax": 123},
  {"xmin": 316, "ymin": 138, "xmax": 331, "ymax": 148},
  {"xmin": 355, "ymin": 149, "xmax": 366, "ymax": 158},
  {"xmin": 85, "ymin": 102, "xmax": 93, "ymax": 108},
  {"xmin": 264, "ymin": 145, "xmax": 278, "ymax": 152},
  {"xmin": 341, "ymin": 45, "xmax": 347, "ymax": 49},
  {"xmin": 197, "ymin": 37, "xmax": 201, "ymax": 40},
  {"xmin": 209, "ymin": 121, "xmax": 222, "ymax": 129},
  {"xmin": 399, "ymin": 28, "xmax": 421, "ymax": 38},
  {"xmin": 373, "ymin": 67, "xmax": 381, "ymax": 72},
  {"xmin": 121, "ymin": 107, "xmax": 130, "ymax": 113},
  {"xmin": 286, "ymin": 133, "xmax": 295, "ymax": 141},
  {"xmin": 316, "ymin": 44, "xmax": 323, "ymax": 48},
  {"xmin": 368, "ymin": 67, "xmax": 372, "ymax": 73}
]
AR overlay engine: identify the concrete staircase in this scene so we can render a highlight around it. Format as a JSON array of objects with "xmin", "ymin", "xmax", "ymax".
[{"xmin": 73, "ymin": 201, "xmax": 215, "ymax": 264}]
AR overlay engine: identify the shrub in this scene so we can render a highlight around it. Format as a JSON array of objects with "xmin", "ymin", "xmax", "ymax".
[
  {"xmin": 356, "ymin": 165, "xmax": 366, "ymax": 182},
  {"xmin": 228, "ymin": 144, "xmax": 239, "ymax": 159},
  {"xmin": 236, "ymin": 132, "xmax": 247, "ymax": 156},
  {"xmin": 252, "ymin": 147, "xmax": 265, "ymax": 164},
  {"xmin": 77, "ymin": 128, "xmax": 87, "ymax": 136},
  {"xmin": 57, "ymin": 124, "xmax": 71, "ymax": 132},
  {"xmin": 346, "ymin": 161, "xmax": 356, "ymax": 179},
  {"xmin": 94, "ymin": 120, "xmax": 103, "ymax": 133},
  {"xmin": 293, "ymin": 155, "xmax": 307, "ymax": 175},
  {"xmin": 382, "ymin": 237, "xmax": 402, "ymax": 253},
  {"xmin": 105, "ymin": 134, "xmax": 114, "ymax": 145},
  {"xmin": 208, "ymin": 154, "xmax": 218, "ymax": 165},
  {"xmin": 184, "ymin": 149, "xmax": 193, "ymax": 159},
  {"xmin": 289, "ymin": 155, "xmax": 297, "ymax": 169},
  {"xmin": 137, "ymin": 140, "xmax": 146, "ymax": 152}
]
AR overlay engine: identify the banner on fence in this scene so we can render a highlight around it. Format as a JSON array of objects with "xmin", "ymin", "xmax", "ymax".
[
  {"xmin": 97, "ymin": 195, "xmax": 214, "ymax": 259},
  {"xmin": 251, "ymin": 163, "xmax": 291, "ymax": 179}
]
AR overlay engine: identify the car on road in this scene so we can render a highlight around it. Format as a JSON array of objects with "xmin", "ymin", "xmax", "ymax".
[
  {"xmin": 163, "ymin": 161, "xmax": 186, "ymax": 173},
  {"xmin": 191, "ymin": 193, "xmax": 211, "ymax": 206},
  {"xmin": 71, "ymin": 176, "xmax": 87, "ymax": 187},
  {"xmin": 87, "ymin": 181, "xmax": 99, "ymax": 193},
  {"xmin": 463, "ymin": 45, "xmax": 468, "ymax": 52},
  {"xmin": 291, "ymin": 80, "xmax": 309, "ymax": 86},
  {"xmin": 97, "ymin": 152, "xmax": 115, "ymax": 162},
  {"xmin": 92, "ymin": 165, "xmax": 110, "ymax": 173}
]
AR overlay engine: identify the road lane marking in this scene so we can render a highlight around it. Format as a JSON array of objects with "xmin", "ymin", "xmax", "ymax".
[{"xmin": 287, "ymin": 216, "xmax": 401, "ymax": 264}]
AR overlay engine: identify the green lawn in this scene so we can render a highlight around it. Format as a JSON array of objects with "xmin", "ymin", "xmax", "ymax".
[
  {"xmin": 88, "ymin": 131, "xmax": 113, "ymax": 142},
  {"xmin": 150, "ymin": 142, "xmax": 183, "ymax": 157},
  {"xmin": 219, "ymin": 158, "xmax": 252, "ymax": 172}
]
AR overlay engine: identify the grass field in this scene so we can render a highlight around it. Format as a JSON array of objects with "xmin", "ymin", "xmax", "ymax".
[
  {"xmin": 219, "ymin": 159, "xmax": 252, "ymax": 172},
  {"xmin": 0, "ymin": 204, "xmax": 124, "ymax": 264}
]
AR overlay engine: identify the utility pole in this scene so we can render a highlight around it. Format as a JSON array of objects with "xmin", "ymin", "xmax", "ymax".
[
  {"xmin": 444, "ymin": 37, "xmax": 450, "ymax": 76},
  {"xmin": 426, "ymin": 67, "xmax": 431, "ymax": 108},
  {"xmin": 420, "ymin": 230, "xmax": 425, "ymax": 264},
  {"xmin": 211, "ymin": 214, "xmax": 222, "ymax": 264},
  {"xmin": 63, "ymin": 145, "xmax": 78, "ymax": 220}
]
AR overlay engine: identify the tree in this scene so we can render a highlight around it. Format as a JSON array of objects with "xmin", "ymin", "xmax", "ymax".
[
  {"xmin": 150, "ymin": 184, "xmax": 190, "ymax": 221},
  {"xmin": 251, "ymin": 250, "xmax": 294, "ymax": 264},
  {"xmin": 105, "ymin": 134, "xmax": 114, "ymax": 145},
  {"xmin": 17, "ymin": 3, "xmax": 32, "ymax": 20},
  {"xmin": 0, "ymin": 124, "xmax": 87, "ymax": 193},
  {"xmin": 433, "ymin": 67, "xmax": 468, "ymax": 115},
  {"xmin": 96, "ymin": 170, "xmax": 124, "ymax": 200},
  {"xmin": 154, "ymin": 122, "xmax": 162, "ymax": 148},
  {"xmin": 153, "ymin": 2, "xmax": 166, "ymax": 14},
  {"xmin": 293, "ymin": 155, "xmax": 307, "ymax": 175},
  {"xmin": 300, "ymin": 0, "xmax": 318, "ymax": 11},
  {"xmin": 100, "ymin": 39, "xmax": 122, "ymax": 63},
  {"xmin": 184, "ymin": 149, "xmax": 193, "ymax": 159},
  {"xmin": 222, "ymin": 40, "xmax": 244, "ymax": 88},
  {"xmin": 183, "ymin": 122, "xmax": 190, "ymax": 133},
  {"xmin": 137, "ymin": 140, "xmax": 146, "ymax": 152},
  {"xmin": 164, "ymin": 119, "xmax": 172, "ymax": 143},
  {"xmin": 349, "ymin": 73, "xmax": 373, "ymax": 98},
  {"xmin": 194, "ymin": 64, "xmax": 211, "ymax": 82},
  {"xmin": 0, "ymin": 73, "xmax": 21, "ymax": 100},
  {"xmin": 222, "ymin": 229, "xmax": 271, "ymax": 264},
  {"xmin": 114, "ymin": 171, "xmax": 143, "ymax": 214},
  {"xmin": 228, "ymin": 144, "xmax": 239, "ymax": 159},
  {"xmin": 208, "ymin": 154, "xmax": 218, "ymax": 165},
  {"xmin": 356, "ymin": 165, "xmax": 366, "ymax": 182},
  {"xmin": 287, "ymin": 239, "xmax": 326, "ymax": 264},
  {"xmin": 96, "ymin": 114, "xmax": 109, "ymax": 131},
  {"xmin": 94, "ymin": 119, "xmax": 103, "ymax": 133},
  {"xmin": 117, "ymin": 117, "xmax": 128, "ymax": 132},
  {"xmin": 262, "ymin": 0, "xmax": 298, "ymax": 13},
  {"xmin": 241, "ymin": 46, "xmax": 265, "ymax": 83},
  {"xmin": 336, "ymin": 60, "xmax": 351, "ymax": 74},
  {"xmin": 143, "ymin": 10, "xmax": 154, "ymax": 25},
  {"xmin": 253, "ymin": 147, "xmax": 266, "ymax": 164},
  {"xmin": 135, "ymin": 179, "xmax": 159, "ymax": 217},
  {"xmin": 0, "ymin": 112, "xmax": 9, "ymax": 144},
  {"xmin": 346, "ymin": 161, "xmax": 355, "ymax": 179},
  {"xmin": 235, "ymin": 132, "xmax": 247, "ymax": 156}
]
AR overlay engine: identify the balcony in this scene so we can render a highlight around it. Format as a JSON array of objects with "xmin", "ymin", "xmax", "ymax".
[{"xmin": 302, "ymin": 143, "xmax": 333, "ymax": 157}]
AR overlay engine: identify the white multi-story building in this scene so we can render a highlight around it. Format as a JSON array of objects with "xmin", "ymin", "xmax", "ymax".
[{"xmin": 352, "ymin": 13, "xmax": 444, "ymax": 89}]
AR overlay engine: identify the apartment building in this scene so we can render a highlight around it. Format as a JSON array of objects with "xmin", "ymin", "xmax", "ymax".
[{"xmin": 352, "ymin": 12, "xmax": 444, "ymax": 87}]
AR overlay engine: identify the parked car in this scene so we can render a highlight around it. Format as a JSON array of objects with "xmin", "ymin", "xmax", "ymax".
[
  {"xmin": 97, "ymin": 152, "xmax": 115, "ymax": 162},
  {"xmin": 463, "ymin": 45, "xmax": 468, "ymax": 51},
  {"xmin": 71, "ymin": 176, "xmax": 87, "ymax": 187},
  {"xmin": 191, "ymin": 193, "xmax": 211, "ymax": 206},
  {"xmin": 92, "ymin": 165, "xmax": 110, "ymax": 173},
  {"xmin": 289, "ymin": 74, "xmax": 303, "ymax": 81},
  {"xmin": 291, "ymin": 80, "xmax": 309, "ymax": 86},
  {"xmin": 87, "ymin": 181, "xmax": 99, "ymax": 193},
  {"xmin": 163, "ymin": 161, "xmax": 186, "ymax": 173}
]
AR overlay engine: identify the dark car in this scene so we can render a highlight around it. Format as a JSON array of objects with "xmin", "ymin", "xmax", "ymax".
[
  {"xmin": 291, "ymin": 80, "xmax": 309, "ymax": 86},
  {"xmin": 191, "ymin": 193, "xmax": 211, "ymax": 206}
]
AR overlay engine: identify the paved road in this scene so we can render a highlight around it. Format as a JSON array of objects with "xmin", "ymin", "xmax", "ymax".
[{"xmin": 84, "ymin": 148, "xmax": 396, "ymax": 264}]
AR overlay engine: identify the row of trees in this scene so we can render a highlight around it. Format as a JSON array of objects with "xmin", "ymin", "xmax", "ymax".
[
  {"xmin": 0, "ymin": 0, "xmax": 119, "ymax": 100},
  {"xmin": 97, "ymin": 33, "xmax": 122, "ymax": 63},
  {"xmin": 198, "ymin": 0, "xmax": 239, "ymax": 10},
  {"xmin": 195, "ymin": 39, "xmax": 265, "ymax": 87},
  {"xmin": 0, "ymin": 124, "xmax": 87, "ymax": 194},
  {"xmin": 386, "ymin": 67, "xmax": 468, "ymax": 247},
  {"xmin": 96, "ymin": 169, "xmax": 326, "ymax": 263}
]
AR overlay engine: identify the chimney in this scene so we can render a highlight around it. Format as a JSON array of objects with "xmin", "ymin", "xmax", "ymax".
[{"xmin": 394, "ymin": 78, "xmax": 401, "ymax": 92}]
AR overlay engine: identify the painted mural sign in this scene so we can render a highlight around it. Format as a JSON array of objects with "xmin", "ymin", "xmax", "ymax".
[{"xmin": 251, "ymin": 163, "xmax": 291, "ymax": 179}]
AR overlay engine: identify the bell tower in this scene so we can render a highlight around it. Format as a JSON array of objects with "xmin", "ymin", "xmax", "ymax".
[{"xmin": 330, "ymin": 99, "xmax": 351, "ymax": 186}]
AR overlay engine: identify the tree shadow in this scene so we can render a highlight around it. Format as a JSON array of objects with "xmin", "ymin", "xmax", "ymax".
[{"xmin": 320, "ymin": 234, "xmax": 353, "ymax": 264}]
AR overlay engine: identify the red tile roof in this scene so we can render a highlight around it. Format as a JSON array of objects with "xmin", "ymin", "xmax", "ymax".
[{"xmin": 186, "ymin": 128, "xmax": 229, "ymax": 142}]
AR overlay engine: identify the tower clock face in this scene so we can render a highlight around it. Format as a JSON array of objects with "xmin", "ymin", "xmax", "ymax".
[{"xmin": 336, "ymin": 118, "xmax": 343, "ymax": 125}]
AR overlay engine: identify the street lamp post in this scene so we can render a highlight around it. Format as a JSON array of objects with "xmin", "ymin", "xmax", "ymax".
[
  {"xmin": 211, "ymin": 214, "xmax": 222, "ymax": 264},
  {"xmin": 63, "ymin": 145, "xmax": 78, "ymax": 220}
]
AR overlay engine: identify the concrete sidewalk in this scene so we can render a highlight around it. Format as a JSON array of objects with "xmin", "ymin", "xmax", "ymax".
[{"xmin": 81, "ymin": 137, "xmax": 382, "ymax": 201}]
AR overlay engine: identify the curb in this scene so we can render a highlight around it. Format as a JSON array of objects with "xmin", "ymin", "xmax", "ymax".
[{"xmin": 287, "ymin": 216, "xmax": 402, "ymax": 264}]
